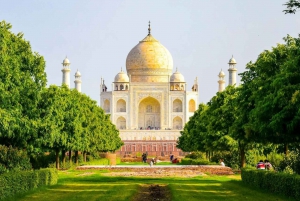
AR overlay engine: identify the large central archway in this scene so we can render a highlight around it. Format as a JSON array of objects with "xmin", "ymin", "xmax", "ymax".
[{"xmin": 138, "ymin": 97, "xmax": 161, "ymax": 129}]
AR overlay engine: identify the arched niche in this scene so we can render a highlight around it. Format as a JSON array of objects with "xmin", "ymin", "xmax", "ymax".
[
  {"xmin": 116, "ymin": 116, "xmax": 126, "ymax": 129},
  {"xmin": 138, "ymin": 97, "xmax": 161, "ymax": 129},
  {"xmin": 103, "ymin": 99, "xmax": 110, "ymax": 113},
  {"xmin": 173, "ymin": 99, "xmax": 183, "ymax": 112},
  {"xmin": 173, "ymin": 116, "xmax": 183, "ymax": 130},
  {"xmin": 189, "ymin": 99, "xmax": 196, "ymax": 112},
  {"xmin": 117, "ymin": 99, "xmax": 126, "ymax": 112}
]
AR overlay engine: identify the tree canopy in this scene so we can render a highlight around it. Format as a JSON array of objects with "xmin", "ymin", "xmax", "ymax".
[
  {"xmin": 284, "ymin": 0, "xmax": 300, "ymax": 14},
  {"xmin": 177, "ymin": 34, "xmax": 300, "ymax": 167},
  {"xmin": 0, "ymin": 21, "xmax": 47, "ymax": 148},
  {"xmin": 0, "ymin": 21, "xmax": 123, "ymax": 169}
]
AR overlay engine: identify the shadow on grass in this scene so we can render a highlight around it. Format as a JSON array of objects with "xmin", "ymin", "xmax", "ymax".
[
  {"xmin": 7, "ymin": 174, "xmax": 296, "ymax": 201},
  {"xmin": 170, "ymin": 179, "xmax": 296, "ymax": 201}
]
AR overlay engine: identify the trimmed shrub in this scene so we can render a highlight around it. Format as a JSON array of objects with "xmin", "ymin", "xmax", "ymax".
[
  {"xmin": 185, "ymin": 152, "xmax": 205, "ymax": 159},
  {"xmin": 241, "ymin": 168, "xmax": 300, "ymax": 200},
  {"xmin": 181, "ymin": 158, "xmax": 217, "ymax": 165},
  {"xmin": 0, "ymin": 145, "xmax": 32, "ymax": 174},
  {"xmin": 181, "ymin": 158, "xmax": 192, "ymax": 165},
  {"xmin": 0, "ymin": 168, "xmax": 58, "ymax": 200}
]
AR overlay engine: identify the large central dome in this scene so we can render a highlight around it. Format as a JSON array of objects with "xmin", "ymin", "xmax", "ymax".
[{"xmin": 126, "ymin": 26, "xmax": 173, "ymax": 82}]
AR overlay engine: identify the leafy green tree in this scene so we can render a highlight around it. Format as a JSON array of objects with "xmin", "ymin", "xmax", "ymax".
[
  {"xmin": 177, "ymin": 104, "xmax": 209, "ymax": 152},
  {"xmin": 205, "ymin": 86, "xmax": 238, "ymax": 152},
  {"xmin": 284, "ymin": 0, "xmax": 300, "ymax": 14},
  {"xmin": 0, "ymin": 21, "xmax": 47, "ymax": 148},
  {"xmin": 240, "ymin": 35, "xmax": 300, "ymax": 154},
  {"xmin": 38, "ymin": 85, "xmax": 123, "ymax": 169},
  {"xmin": 37, "ymin": 85, "xmax": 70, "ymax": 169}
]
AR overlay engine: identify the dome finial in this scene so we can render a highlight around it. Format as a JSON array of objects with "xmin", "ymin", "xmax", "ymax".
[{"xmin": 148, "ymin": 21, "xmax": 151, "ymax": 35}]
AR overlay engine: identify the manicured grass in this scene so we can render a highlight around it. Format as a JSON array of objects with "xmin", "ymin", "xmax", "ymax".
[{"xmin": 7, "ymin": 170, "xmax": 295, "ymax": 201}]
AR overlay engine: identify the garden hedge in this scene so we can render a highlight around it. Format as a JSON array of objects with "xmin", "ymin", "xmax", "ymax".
[
  {"xmin": 241, "ymin": 168, "xmax": 300, "ymax": 200},
  {"xmin": 0, "ymin": 168, "xmax": 58, "ymax": 200},
  {"xmin": 181, "ymin": 158, "xmax": 217, "ymax": 165}
]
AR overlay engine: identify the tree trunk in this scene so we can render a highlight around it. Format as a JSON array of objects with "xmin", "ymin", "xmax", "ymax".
[
  {"xmin": 83, "ymin": 151, "xmax": 87, "ymax": 162},
  {"xmin": 68, "ymin": 150, "xmax": 72, "ymax": 162},
  {"xmin": 240, "ymin": 146, "xmax": 246, "ymax": 168},
  {"xmin": 55, "ymin": 148, "xmax": 60, "ymax": 169},
  {"xmin": 284, "ymin": 143, "xmax": 289, "ymax": 156},
  {"xmin": 75, "ymin": 151, "xmax": 79, "ymax": 165},
  {"xmin": 62, "ymin": 150, "xmax": 66, "ymax": 168}
]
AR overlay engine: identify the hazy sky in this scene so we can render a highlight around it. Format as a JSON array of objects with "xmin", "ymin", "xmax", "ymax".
[{"xmin": 1, "ymin": 0, "xmax": 299, "ymax": 104}]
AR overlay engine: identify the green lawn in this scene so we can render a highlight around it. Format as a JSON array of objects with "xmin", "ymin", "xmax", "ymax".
[{"xmin": 8, "ymin": 170, "xmax": 295, "ymax": 201}]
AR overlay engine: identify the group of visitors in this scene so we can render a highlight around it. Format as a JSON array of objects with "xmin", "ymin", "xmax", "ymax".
[
  {"xmin": 139, "ymin": 127, "xmax": 161, "ymax": 130},
  {"xmin": 256, "ymin": 159, "xmax": 273, "ymax": 170},
  {"xmin": 170, "ymin": 154, "xmax": 179, "ymax": 163}
]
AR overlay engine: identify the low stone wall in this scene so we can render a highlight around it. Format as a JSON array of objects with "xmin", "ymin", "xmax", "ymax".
[{"xmin": 77, "ymin": 166, "xmax": 234, "ymax": 176}]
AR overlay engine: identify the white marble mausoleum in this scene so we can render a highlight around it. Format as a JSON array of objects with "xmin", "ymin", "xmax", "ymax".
[{"xmin": 100, "ymin": 23, "xmax": 198, "ymax": 156}]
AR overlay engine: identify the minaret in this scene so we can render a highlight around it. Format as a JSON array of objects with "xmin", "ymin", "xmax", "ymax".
[
  {"xmin": 74, "ymin": 69, "xmax": 82, "ymax": 92},
  {"xmin": 100, "ymin": 77, "xmax": 107, "ymax": 92},
  {"xmin": 62, "ymin": 57, "xmax": 71, "ymax": 88},
  {"xmin": 228, "ymin": 55, "xmax": 237, "ymax": 86},
  {"xmin": 192, "ymin": 77, "xmax": 198, "ymax": 92},
  {"xmin": 218, "ymin": 69, "xmax": 225, "ymax": 92}
]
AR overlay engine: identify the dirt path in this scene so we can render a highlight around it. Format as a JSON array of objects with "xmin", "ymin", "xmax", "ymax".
[{"xmin": 132, "ymin": 184, "xmax": 171, "ymax": 201}]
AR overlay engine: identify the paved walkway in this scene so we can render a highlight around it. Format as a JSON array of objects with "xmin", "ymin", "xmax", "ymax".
[{"xmin": 79, "ymin": 165, "xmax": 224, "ymax": 168}]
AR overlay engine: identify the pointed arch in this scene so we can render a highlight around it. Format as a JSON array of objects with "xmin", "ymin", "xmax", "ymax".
[
  {"xmin": 189, "ymin": 99, "xmax": 196, "ymax": 112},
  {"xmin": 117, "ymin": 99, "xmax": 126, "ymax": 112},
  {"xmin": 103, "ymin": 99, "xmax": 110, "ymax": 113},
  {"xmin": 173, "ymin": 116, "xmax": 183, "ymax": 130},
  {"xmin": 138, "ymin": 97, "xmax": 161, "ymax": 129},
  {"xmin": 116, "ymin": 116, "xmax": 126, "ymax": 129},
  {"xmin": 173, "ymin": 99, "xmax": 182, "ymax": 112}
]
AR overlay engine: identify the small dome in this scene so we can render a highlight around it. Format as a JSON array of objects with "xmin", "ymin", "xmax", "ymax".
[
  {"xmin": 75, "ymin": 69, "xmax": 81, "ymax": 77},
  {"xmin": 228, "ymin": 56, "xmax": 237, "ymax": 64},
  {"xmin": 114, "ymin": 69, "xmax": 129, "ymax": 82},
  {"xmin": 62, "ymin": 57, "xmax": 70, "ymax": 65},
  {"xmin": 170, "ymin": 69, "xmax": 185, "ymax": 82},
  {"xmin": 218, "ymin": 69, "xmax": 225, "ymax": 77}
]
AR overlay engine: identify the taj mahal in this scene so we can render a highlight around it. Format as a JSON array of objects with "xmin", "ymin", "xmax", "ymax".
[{"xmin": 60, "ymin": 23, "xmax": 237, "ymax": 156}]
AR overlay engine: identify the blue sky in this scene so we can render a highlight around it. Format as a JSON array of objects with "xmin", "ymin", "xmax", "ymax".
[{"xmin": 1, "ymin": 0, "xmax": 299, "ymax": 104}]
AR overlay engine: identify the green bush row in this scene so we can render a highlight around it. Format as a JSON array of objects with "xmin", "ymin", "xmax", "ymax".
[
  {"xmin": 0, "ymin": 145, "xmax": 32, "ymax": 174},
  {"xmin": 0, "ymin": 168, "xmax": 58, "ymax": 200},
  {"xmin": 181, "ymin": 158, "xmax": 217, "ymax": 165},
  {"xmin": 241, "ymin": 168, "xmax": 300, "ymax": 200}
]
